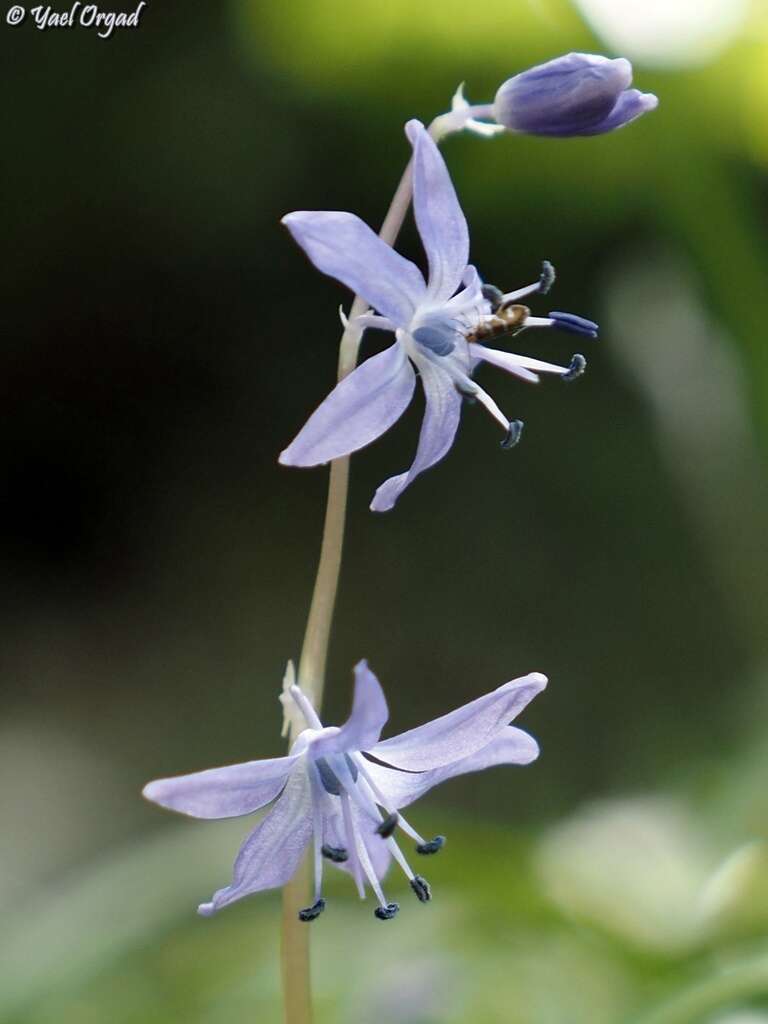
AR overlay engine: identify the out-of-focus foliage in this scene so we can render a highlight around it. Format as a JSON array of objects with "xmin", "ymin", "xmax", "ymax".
[{"xmin": 2, "ymin": 0, "xmax": 768, "ymax": 1020}]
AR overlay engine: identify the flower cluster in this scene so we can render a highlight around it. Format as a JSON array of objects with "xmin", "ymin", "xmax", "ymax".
[
  {"xmin": 144, "ymin": 51, "xmax": 657, "ymax": 925},
  {"xmin": 144, "ymin": 662, "xmax": 545, "ymax": 919}
]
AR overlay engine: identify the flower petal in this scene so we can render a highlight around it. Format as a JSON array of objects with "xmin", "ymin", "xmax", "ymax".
[
  {"xmin": 309, "ymin": 660, "xmax": 389, "ymax": 758},
  {"xmin": 198, "ymin": 764, "xmax": 312, "ymax": 915},
  {"xmin": 577, "ymin": 88, "xmax": 658, "ymax": 135},
  {"xmin": 444, "ymin": 264, "xmax": 486, "ymax": 314},
  {"xmin": 279, "ymin": 342, "xmax": 416, "ymax": 467},
  {"xmin": 364, "ymin": 726, "xmax": 539, "ymax": 808},
  {"xmin": 406, "ymin": 120, "xmax": 469, "ymax": 303},
  {"xmin": 370, "ymin": 360, "xmax": 462, "ymax": 512},
  {"xmin": 371, "ymin": 673, "xmax": 546, "ymax": 772},
  {"xmin": 282, "ymin": 211, "xmax": 426, "ymax": 326},
  {"xmin": 142, "ymin": 754, "xmax": 299, "ymax": 820}
]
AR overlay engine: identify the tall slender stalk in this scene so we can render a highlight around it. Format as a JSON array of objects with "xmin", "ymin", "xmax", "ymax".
[
  {"xmin": 278, "ymin": 113, "xmax": 462, "ymax": 1024},
  {"xmin": 295, "ymin": 156, "xmax": 415, "ymax": 709},
  {"xmin": 295, "ymin": 113, "xmax": 453, "ymax": 710},
  {"xmin": 279, "ymin": 152, "xmax": 417, "ymax": 1024}
]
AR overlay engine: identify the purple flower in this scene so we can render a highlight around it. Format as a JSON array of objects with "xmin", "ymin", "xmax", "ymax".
[
  {"xmin": 143, "ymin": 661, "xmax": 545, "ymax": 921},
  {"xmin": 493, "ymin": 53, "xmax": 658, "ymax": 137},
  {"xmin": 279, "ymin": 119, "xmax": 597, "ymax": 511}
]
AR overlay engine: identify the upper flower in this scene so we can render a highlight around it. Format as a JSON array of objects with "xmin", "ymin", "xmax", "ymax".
[
  {"xmin": 279, "ymin": 119, "xmax": 597, "ymax": 511},
  {"xmin": 492, "ymin": 52, "xmax": 658, "ymax": 137},
  {"xmin": 143, "ymin": 661, "xmax": 546, "ymax": 921}
]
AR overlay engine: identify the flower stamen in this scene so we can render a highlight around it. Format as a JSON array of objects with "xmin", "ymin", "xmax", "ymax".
[
  {"xmin": 562, "ymin": 353, "xmax": 587, "ymax": 382},
  {"xmin": 345, "ymin": 791, "xmax": 398, "ymax": 916},
  {"xmin": 354, "ymin": 759, "xmax": 431, "ymax": 848},
  {"xmin": 321, "ymin": 844, "xmax": 349, "ymax": 863},
  {"xmin": 311, "ymin": 771, "xmax": 325, "ymax": 905},
  {"xmin": 340, "ymin": 792, "xmax": 366, "ymax": 899},
  {"xmin": 416, "ymin": 836, "xmax": 446, "ymax": 855},
  {"xmin": 501, "ymin": 420, "xmax": 525, "ymax": 449},
  {"xmin": 544, "ymin": 311, "xmax": 598, "ymax": 339},
  {"xmin": 376, "ymin": 811, "xmax": 399, "ymax": 838},
  {"xmin": 410, "ymin": 875, "xmax": 432, "ymax": 902},
  {"xmin": 456, "ymin": 375, "xmax": 515, "ymax": 441},
  {"xmin": 481, "ymin": 283, "xmax": 505, "ymax": 311},
  {"xmin": 497, "ymin": 260, "xmax": 556, "ymax": 308},
  {"xmin": 374, "ymin": 903, "xmax": 400, "ymax": 920},
  {"xmin": 298, "ymin": 898, "xmax": 326, "ymax": 922}
]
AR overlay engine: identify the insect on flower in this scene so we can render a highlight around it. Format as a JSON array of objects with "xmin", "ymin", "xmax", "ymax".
[
  {"xmin": 143, "ymin": 661, "xmax": 546, "ymax": 921},
  {"xmin": 464, "ymin": 302, "xmax": 531, "ymax": 344},
  {"xmin": 279, "ymin": 119, "xmax": 598, "ymax": 511}
]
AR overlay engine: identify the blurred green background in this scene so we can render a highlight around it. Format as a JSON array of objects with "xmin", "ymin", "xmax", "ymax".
[{"xmin": 2, "ymin": 0, "xmax": 768, "ymax": 1020}]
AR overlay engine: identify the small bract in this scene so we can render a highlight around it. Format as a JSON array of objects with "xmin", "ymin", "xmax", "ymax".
[{"xmin": 143, "ymin": 661, "xmax": 546, "ymax": 921}]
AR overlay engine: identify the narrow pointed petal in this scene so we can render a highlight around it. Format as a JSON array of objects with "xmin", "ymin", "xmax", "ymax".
[
  {"xmin": 406, "ymin": 120, "xmax": 469, "ymax": 303},
  {"xmin": 365, "ymin": 726, "xmax": 540, "ymax": 808},
  {"xmin": 280, "ymin": 343, "xmax": 416, "ymax": 467},
  {"xmin": 198, "ymin": 765, "xmax": 312, "ymax": 915},
  {"xmin": 143, "ymin": 754, "xmax": 299, "ymax": 820},
  {"xmin": 371, "ymin": 673, "xmax": 546, "ymax": 772},
  {"xmin": 282, "ymin": 211, "xmax": 426, "ymax": 326},
  {"xmin": 370, "ymin": 361, "xmax": 462, "ymax": 512},
  {"xmin": 310, "ymin": 660, "xmax": 389, "ymax": 758},
  {"xmin": 470, "ymin": 343, "xmax": 570, "ymax": 378}
]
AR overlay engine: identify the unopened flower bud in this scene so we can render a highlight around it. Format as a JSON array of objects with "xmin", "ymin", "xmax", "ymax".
[{"xmin": 493, "ymin": 52, "xmax": 658, "ymax": 137}]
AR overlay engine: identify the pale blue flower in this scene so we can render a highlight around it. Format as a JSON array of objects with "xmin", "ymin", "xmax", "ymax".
[
  {"xmin": 143, "ymin": 661, "xmax": 545, "ymax": 921},
  {"xmin": 279, "ymin": 119, "xmax": 597, "ymax": 511},
  {"xmin": 492, "ymin": 52, "xmax": 658, "ymax": 137}
]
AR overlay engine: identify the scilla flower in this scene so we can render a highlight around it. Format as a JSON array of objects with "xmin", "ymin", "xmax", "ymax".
[
  {"xmin": 143, "ymin": 661, "xmax": 545, "ymax": 921},
  {"xmin": 280, "ymin": 119, "xmax": 596, "ymax": 511}
]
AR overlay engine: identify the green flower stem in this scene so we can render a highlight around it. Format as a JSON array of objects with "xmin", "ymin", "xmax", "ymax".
[
  {"xmin": 633, "ymin": 951, "xmax": 768, "ymax": 1024},
  {"xmin": 280, "ymin": 152, "xmax": 414, "ymax": 1024},
  {"xmin": 280, "ymin": 855, "xmax": 313, "ymax": 1024},
  {"xmin": 280, "ymin": 115, "xmax": 456, "ymax": 1024}
]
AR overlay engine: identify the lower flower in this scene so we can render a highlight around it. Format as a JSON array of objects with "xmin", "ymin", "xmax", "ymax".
[{"xmin": 143, "ymin": 661, "xmax": 546, "ymax": 920}]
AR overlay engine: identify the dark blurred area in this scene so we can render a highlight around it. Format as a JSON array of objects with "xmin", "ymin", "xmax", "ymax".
[{"xmin": 2, "ymin": 0, "xmax": 768, "ymax": 1020}]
